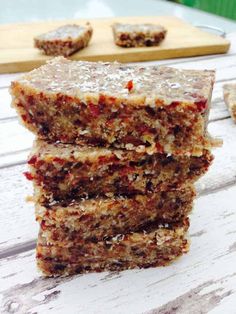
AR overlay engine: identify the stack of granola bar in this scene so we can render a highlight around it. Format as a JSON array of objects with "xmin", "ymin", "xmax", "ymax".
[{"xmin": 11, "ymin": 57, "xmax": 219, "ymax": 276}]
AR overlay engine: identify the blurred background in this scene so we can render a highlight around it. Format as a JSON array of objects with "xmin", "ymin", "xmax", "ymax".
[
  {"xmin": 0, "ymin": 0, "xmax": 236, "ymax": 32},
  {"xmin": 169, "ymin": 0, "xmax": 236, "ymax": 21}
]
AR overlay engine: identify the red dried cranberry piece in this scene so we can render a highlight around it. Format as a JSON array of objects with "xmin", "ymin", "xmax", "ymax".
[
  {"xmin": 120, "ymin": 34, "xmax": 129, "ymax": 41},
  {"xmin": 125, "ymin": 80, "xmax": 133, "ymax": 92},
  {"xmin": 108, "ymin": 96, "xmax": 116, "ymax": 104},
  {"xmin": 41, "ymin": 220, "xmax": 47, "ymax": 230},
  {"xmin": 119, "ymin": 166, "xmax": 134, "ymax": 176},
  {"xmin": 23, "ymin": 172, "xmax": 34, "ymax": 180},
  {"xmin": 27, "ymin": 95, "xmax": 34, "ymax": 106},
  {"xmin": 156, "ymin": 143, "xmax": 164, "ymax": 153},
  {"xmin": 21, "ymin": 114, "xmax": 27, "ymax": 122},
  {"xmin": 89, "ymin": 103, "xmax": 100, "ymax": 117},
  {"xmin": 167, "ymin": 101, "xmax": 180, "ymax": 110},
  {"xmin": 99, "ymin": 94, "xmax": 106, "ymax": 104},
  {"xmin": 53, "ymin": 157, "xmax": 64, "ymax": 165},
  {"xmin": 196, "ymin": 100, "xmax": 207, "ymax": 112},
  {"xmin": 138, "ymin": 125, "xmax": 149, "ymax": 133},
  {"xmin": 28, "ymin": 155, "xmax": 37, "ymax": 165},
  {"xmin": 99, "ymin": 155, "xmax": 118, "ymax": 164}
]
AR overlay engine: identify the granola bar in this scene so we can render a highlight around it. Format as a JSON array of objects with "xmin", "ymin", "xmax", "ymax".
[
  {"xmin": 25, "ymin": 140, "xmax": 212, "ymax": 202},
  {"xmin": 11, "ymin": 57, "xmax": 219, "ymax": 156},
  {"xmin": 112, "ymin": 23, "xmax": 167, "ymax": 47},
  {"xmin": 35, "ymin": 185, "xmax": 195, "ymax": 243},
  {"xmin": 223, "ymin": 84, "xmax": 236, "ymax": 123},
  {"xmin": 34, "ymin": 24, "xmax": 93, "ymax": 56},
  {"xmin": 37, "ymin": 219, "xmax": 189, "ymax": 276}
]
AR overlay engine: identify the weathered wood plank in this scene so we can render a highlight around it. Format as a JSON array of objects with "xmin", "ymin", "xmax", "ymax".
[
  {"xmin": 0, "ymin": 73, "xmax": 22, "ymax": 89},
  {"xmin": 196, "ymin": 118, "xmax": 236, "ymax": 194},
  {"xmin": 0, "ymin": 184, "xmax": 235, "ymax": 314},
  {"xmin": 0, "ymin": 164, "xmax": 37, "ymax": 251},
  {"xmin": 0, "ymin": 120, "xmax": 33, "ymax": 159},
  {"xmin": 0, "ymin": 88, "xmax": 16, "ymax": 120}
]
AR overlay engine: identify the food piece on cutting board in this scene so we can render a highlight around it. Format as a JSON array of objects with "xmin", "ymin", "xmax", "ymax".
[
  {"xmin": 112, "ymin": 23, "xmax": 167, "ymax": 47},
  {"xmin": 34, "ymin": 24, "xmax": 93, "ymax": 56}
]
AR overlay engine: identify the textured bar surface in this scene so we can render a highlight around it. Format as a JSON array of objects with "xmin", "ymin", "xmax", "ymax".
[
  {"xmin": 11, "ymin": 57, "xmax": 218, "ymax": 156},
  {"xmin": 112, "ymin": 23, "xmax": 167, "ymax": 47},
  {"xmin": 35, "ymin": 185, "xmax": 195, "ymax": 243},
  {"xmin": 34, "ymin": 24, "xmax": 93, "ymax": 56},
  {"xmin": 37, "ymin": 219, "xmax": 189, "ymax": 276},
  {"xmin": 223, "ymin": 83, "xmax": 236, "ymax": 123},
  {"xmin": 26, "ymin": 140, "xmax": 212, "ymax": 202}
]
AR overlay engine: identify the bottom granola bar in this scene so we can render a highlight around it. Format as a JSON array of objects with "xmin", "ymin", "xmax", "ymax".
[{"xmin": 37, "ymin": 219, "xmax": 189, "ymax": 276}]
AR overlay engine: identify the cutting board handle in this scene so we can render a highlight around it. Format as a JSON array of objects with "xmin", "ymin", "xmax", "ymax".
[{"xmin": 194, "ymin": 24, "xmax": 226, "ymax": 37}]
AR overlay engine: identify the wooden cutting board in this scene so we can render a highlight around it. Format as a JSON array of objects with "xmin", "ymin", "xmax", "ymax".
[{"xmin": 0, "ymin": 16, "xmax": 230, "ymax": 73}]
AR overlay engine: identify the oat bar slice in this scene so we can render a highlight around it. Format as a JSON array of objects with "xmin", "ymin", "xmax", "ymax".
[
  {"xmin": 223, "ymin": 84, "xmax": 236, "ymax": 123},
  {"xmin": 36, "ymin": 185, "xmax": 195, "ymax": 243},
  {"xmin": 34, "ymin": 24, "xmax": 93, "ymax": 56},
  {"xmin": 25, "ymin": 140, "xmax": 212, "ymax": 202},
  {"xmin": 112, "ymin": 23, "xmax": 167, "ymax": 47},
  {"xmin": 37, "ymin": 219, "xmax": 189, "ymax": 276},
  {"xmin": 11, "ymin": 57, "xmax": 219, "ymax": 156}
]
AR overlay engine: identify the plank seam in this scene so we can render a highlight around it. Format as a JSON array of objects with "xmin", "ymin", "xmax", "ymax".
[{"xmin": 0, "ymin": 240, "xmax": 36, "ymax": 260}]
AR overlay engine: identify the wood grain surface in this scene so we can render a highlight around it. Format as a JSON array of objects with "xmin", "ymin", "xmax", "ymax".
[
  {"xmin": 0, "ymin": 32, "xmax": 236, "ymax": 314},
  {"xmin": 0, "ymin": 16, "xmax": 230, "ymax": 73}
]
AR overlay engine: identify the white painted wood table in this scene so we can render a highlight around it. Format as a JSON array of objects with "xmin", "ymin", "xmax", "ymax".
[{"xmin": 1, "ymin": 33, "xmax": 236, "ymax": 314}]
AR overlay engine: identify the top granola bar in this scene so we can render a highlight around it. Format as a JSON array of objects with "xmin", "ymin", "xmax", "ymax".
[{"xmin": 11, "ymin": 57, "xmax": 219, "ymax": 156}]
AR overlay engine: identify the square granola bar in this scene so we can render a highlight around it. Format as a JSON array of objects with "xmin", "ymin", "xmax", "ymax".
[
  {"xmin": 11, "ymin": 57, "xmax": 219, "ymax": 156},
  {"xmin": 112, "ymin": 23, "xmax": 167, "ymax": 47},
  {"xmin": 34, "ymin": 24, "xmax": 93, "ymax": 56},
  {"xmin": 36, "ymin": 219, "xmax": 189, "ymax": 276},
  {"xmin": 25, "ymin": 140, "xmax": 212, "ymax": 202},
  {"xmin": 35, "ymin": 185, "xmax": 195, "ymax": 243}
]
